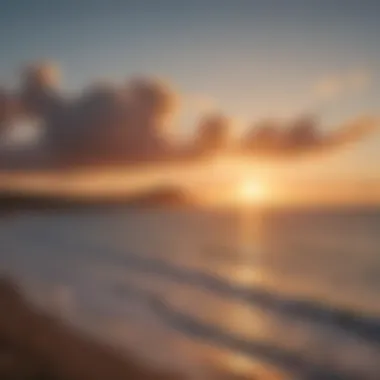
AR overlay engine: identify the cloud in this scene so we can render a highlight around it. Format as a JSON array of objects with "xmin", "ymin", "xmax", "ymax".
[
  {"xmin": 243, "ymin": 119, "xmax": 284, "ymax": 151},
  {"xmin": 194, "ymin": 113, "xmax": 234, "ymax": 153},
  {"xmin": 20, "ymin": 62, "xmax": 62, "ymax": 119},
  {"xmin": 22, "ymin": 62, "xmax": 60, "ymax": 91},
  {"xmin": 313, "ymin": 69, "xmax": 372, "ymax": 101},
  {"xmin": 241, "ymin": 114, "xmax": 379, "ymax": 157},
  {"xmin": 0, "ymin": 89, "xmax": 20, "ymax": 130},
  {"xmin": 242, "ymin": 115, "xmax": 322, "ymax": 154},
  {"xmin": 0, "ymin": 62, "xmax": 378, "ymax": 170},
  {"xmin": 45, "ymin": 78, "xmax": 180, "ymax": 165}
]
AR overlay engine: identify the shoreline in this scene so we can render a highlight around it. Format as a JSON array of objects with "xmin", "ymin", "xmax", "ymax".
[{"xmin": 0, "ymin": 277, "xmax": 187, "ymax": 380}]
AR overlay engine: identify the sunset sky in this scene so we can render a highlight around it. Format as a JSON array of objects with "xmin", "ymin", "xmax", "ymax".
[{"xmin": 1, "ymin": 0, "xmax": 380, "ymax": 204}]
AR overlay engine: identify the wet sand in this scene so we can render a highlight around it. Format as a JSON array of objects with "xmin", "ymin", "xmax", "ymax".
[{"xmin": 0, "ymin": 277, "xmax": 186, "ymax": 380}]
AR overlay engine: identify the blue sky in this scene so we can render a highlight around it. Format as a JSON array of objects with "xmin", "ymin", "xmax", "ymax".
[{"xmin": 1, "ymin": 0, "xmax": 380, "ymax": 181}]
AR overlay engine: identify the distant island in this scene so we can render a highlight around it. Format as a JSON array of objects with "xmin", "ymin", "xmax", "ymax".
[{"xmin": 0, "ymin": 186, "xmax": 193, "ymax": 213}]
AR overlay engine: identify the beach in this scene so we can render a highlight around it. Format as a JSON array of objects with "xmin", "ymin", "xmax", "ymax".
[{"xmin": 0, "ymin": 207, "xmax": 379, "ymax": 379}]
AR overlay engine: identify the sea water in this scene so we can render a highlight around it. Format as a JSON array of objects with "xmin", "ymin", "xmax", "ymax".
[{"xmin": 0, "ymin": 207, "xmax": 379, "ymax": 379}]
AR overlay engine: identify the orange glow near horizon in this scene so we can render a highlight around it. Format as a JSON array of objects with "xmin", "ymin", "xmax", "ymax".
[
  {"xmin": 236, "ymin": 180, "xmax": 267, "ymax": 205},
  {"xmin": 193, "ymin": 178, "xmax": 271, "ymax": 208}
]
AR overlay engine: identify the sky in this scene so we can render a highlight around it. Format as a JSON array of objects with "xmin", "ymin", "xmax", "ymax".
[{"xmin": 1, "ymin": 0, "xmax": 380, "ymax": 201}]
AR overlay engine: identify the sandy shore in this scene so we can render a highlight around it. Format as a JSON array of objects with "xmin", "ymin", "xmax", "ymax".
[{"xmin": 0, "ymin": 277, "xmax": 190, "ymax": 380}]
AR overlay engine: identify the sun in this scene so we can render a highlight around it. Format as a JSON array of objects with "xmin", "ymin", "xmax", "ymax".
[
  {"xmin": 191, "ymin": 176, "xmax": 269, "ymax": 208},
  {"xmin": 237, "ymin": 180, "xmax": 266, "ymax": 204}
]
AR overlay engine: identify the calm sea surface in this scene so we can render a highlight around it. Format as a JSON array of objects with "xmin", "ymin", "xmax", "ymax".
[{"xmin": 1, "ymin": 207, "xmax": 379, "ymax": 379}]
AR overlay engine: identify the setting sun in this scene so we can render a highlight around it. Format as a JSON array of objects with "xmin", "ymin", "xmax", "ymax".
[
  {"xmin": 236, "ymin": 181, "xmax": 266, "ymax": 205},
  {"xmin": 190, "ymin": 176, "xmax": 270, "ymax": 208}
]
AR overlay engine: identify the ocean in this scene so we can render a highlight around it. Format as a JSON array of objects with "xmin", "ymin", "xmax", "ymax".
[{"xmin": 0, "ymin": 207, "xmax": 379, "ymax": 379}]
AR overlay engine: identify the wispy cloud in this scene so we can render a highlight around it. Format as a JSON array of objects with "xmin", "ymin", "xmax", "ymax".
[{"xmin": 313, "ymin": 69, "xmax": 372, "ymax": 101}]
